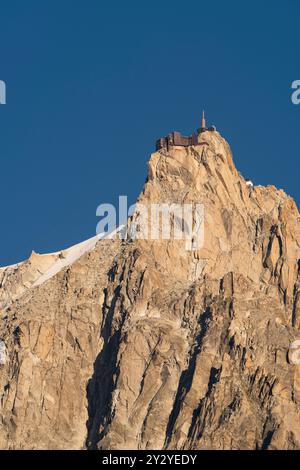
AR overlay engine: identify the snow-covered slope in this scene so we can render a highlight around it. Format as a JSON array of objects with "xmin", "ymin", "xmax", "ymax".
[{"xmin": 0, "ymin": 226, "xmax": 125, "ymax": 309}]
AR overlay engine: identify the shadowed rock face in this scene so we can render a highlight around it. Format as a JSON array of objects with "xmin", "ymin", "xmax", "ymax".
[{"xmin": 1, "ymin": 130, "xmax": 300, "ymax": 450}]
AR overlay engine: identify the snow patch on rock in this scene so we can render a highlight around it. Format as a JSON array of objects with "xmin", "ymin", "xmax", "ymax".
[
  {"xmin": 0, "ymin": 340, "xmax": 7, "ymax": 365},
  {"xmin": 33, "ymin": 225, "xmax": 125, "ymax": 288}
]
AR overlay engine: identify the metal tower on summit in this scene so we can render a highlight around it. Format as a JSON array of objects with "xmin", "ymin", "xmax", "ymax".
[
  {"xmin": 155, "ymin": 110, "xmax": 216, "ymax": 150},
  {"xmin": 201, "ymin": 110, "xmax": 206, "ymax": 130}
]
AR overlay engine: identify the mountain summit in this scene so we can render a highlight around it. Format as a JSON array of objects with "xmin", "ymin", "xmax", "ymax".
[{"xmin": 1, "ymin": 129, "xmax": 300, "ymax": 450}]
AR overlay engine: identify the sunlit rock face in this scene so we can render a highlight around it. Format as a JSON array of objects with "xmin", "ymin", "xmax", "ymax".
[{"xmin": 1, "ymin": 130, "xmax": 300, "ymax": 450}]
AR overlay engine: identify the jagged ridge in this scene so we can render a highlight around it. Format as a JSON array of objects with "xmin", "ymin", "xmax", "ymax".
[{"xmin": 1, "ymin": 130, "xmax": 300, "ymax": 450}]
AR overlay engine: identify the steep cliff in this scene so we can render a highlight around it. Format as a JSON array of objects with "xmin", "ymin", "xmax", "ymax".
[{"xmin": 1, "ymin": 130, "xmax": 300, "ymax": 450}]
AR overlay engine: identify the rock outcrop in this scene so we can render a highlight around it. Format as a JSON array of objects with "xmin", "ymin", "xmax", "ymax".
[{"xmin": 1, "ymin": 130, "xmax": 300, "ymax": 450}]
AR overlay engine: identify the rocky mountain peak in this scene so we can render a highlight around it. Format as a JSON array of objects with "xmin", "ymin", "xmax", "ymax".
[{"xmin": 1, "ymin": 130, "xmax": 300, "ymax": 450}]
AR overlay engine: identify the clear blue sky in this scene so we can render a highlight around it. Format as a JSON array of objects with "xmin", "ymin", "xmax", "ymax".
[{"xmin": 0, "ymin": 0, "xmax": 299, "ymax": 266}]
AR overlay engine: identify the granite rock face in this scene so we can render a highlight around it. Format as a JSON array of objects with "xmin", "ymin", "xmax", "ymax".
[{"xmin": 1, "ymin": 130, "xmax": 300, "ymax": 450}]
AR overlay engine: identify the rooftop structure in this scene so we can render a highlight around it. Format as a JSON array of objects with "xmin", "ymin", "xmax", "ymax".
[
  {"xmin": 156, "ymin": 111, "xmax": 216, "ymax": 151},
  {"xmin": 201, "ymin": 110, "xmax": 206, "ymax": 130}
]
